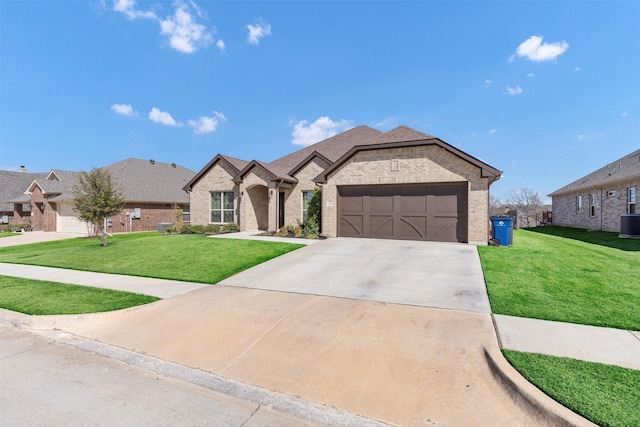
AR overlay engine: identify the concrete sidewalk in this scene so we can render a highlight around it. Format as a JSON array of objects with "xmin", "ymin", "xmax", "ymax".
[{"xmin": 0, "ymin": 263, "xmax": 208, "ymax": 298}]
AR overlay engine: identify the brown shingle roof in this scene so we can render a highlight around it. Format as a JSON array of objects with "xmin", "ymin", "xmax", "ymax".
[
  {"xmin": 183, "ymin": 154, "xmax": 250, "ymax": 192},
  {"xmin": 549, "ymin": 149, "xmax": 640, "ymax": 196}
]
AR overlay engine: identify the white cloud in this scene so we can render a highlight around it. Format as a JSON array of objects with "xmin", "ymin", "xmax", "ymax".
[
  {"xmin": 160, "ymin": 2, "xmax": 213, "ymax": 53},
  {"xmin": 216, "ymin": 40, "xmax": 226, "ymax": 52},
  {"xmin": 574, "ymin": 67, "xmax": 581, "ymax": 72},
  {"xmin": 526, "ymin": 73, "xmax": 535, "ymax": 78},
  {"xmin": 188, "ymin": 111, "xmax": 227, "ymax": 134},
  {"xmin": 512, "ymin": 35, "xmax": 569, "ymax": 62},
  {"xmin": 489, "ymin": 128, "xmax": 497, "ymax": 134},
  {"xmin": 111, "ymin": 103, "xmax": 136, "ymax": 116},
  {"xmin": 622, "ymin": 111, "xmax": 629, "ymax": 117},
  {"xmin": 148, "ymin": 107, "xmax": 179, "ymax": 126},
  {"xmin": 246, "ymin": 19, "xmax": 271, "ymax": 45},
  {"xmin": 112, "ymin": 0, "xmax": 156, "ymax": 20},
  {"xmin": 484, "ymin": 79, "xmax": 492, "ymax": 87},
  {"xmin": 505, "ymin": 85, "xmax": 523, "ymax": 96},
  {"xmin": 471, "ymin": 131, "xmax": 478, "ymax": 137},
  {"xmin": 291, "ymin": 117, "xmax": 352, "ymax": 146}
]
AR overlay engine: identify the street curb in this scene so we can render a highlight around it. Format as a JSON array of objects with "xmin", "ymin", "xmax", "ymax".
[
  {"xmin": 11, "ymin": 324, "xmax": 393, "ymax": 427},
  {"xmin": 483, "ymin": 347, "xmax": 597, "ymax": 427}
]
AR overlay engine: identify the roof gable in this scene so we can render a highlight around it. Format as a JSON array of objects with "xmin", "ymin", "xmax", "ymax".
[
  {"xmin": 0, "ymin": 170, "xmax": 48, "ymax": 211},
  {"xmin": 314, "ymin": 134, "xmax": 501, "ymax": 184},
  {"xmin": 233, "ymin": 160, "xmax": 298, "ymax": 184},
  {"xmin": 183, "ymin": 154, "xmax": 249, "ymax": 192},
  {"xmin": 549, "ymin": 149, "xmax": 640, "ymax": 196}
]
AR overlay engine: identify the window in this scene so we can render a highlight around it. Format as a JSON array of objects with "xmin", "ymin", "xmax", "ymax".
[
  {"xmin": 182, "ymin": 205, "xmax": 190, "ymax": 222},
  {"xmin": 577, "ymin": 195, "xmax": 583, "ymax": 212},
  {"xmin": 590, "ymin": 194, "xmax": 596, "ymax": 217},
  {"xmin": 630, "ymin": 187, "xmax": 637, "ymax": 214},
  {"xmin": 211, "ymin": 192, "xmax": 234, "ymax": 223},
  {"xmin": 302, "ymin": 191, "xmax": 313, "ymax": 222}
]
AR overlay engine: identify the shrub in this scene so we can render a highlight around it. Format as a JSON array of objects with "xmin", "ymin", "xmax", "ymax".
[
  {"xmin": 222, "ymin": 223, "xmax": 239, "ymax": 232},
  {"xmin": 204, "ymin": 224, "xmax": 221, "ymax": 235}
]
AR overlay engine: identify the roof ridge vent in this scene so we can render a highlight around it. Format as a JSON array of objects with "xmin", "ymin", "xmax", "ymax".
[
  {"xmin": 172, "ymin": 163, "xmax": 176, "ymax": 168},
  {"xmin": 150, "ymin": 159, "xmax": 155, "ymax": 165}
]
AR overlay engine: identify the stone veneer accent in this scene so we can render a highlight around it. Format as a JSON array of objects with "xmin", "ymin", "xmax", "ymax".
[
  {"xmin": 552, "ymin": 179, "xmax": 639, "ymax": 232},
  {"xmin": 320, "ymin": 146, "xmax": 491, "ymax": 244}
]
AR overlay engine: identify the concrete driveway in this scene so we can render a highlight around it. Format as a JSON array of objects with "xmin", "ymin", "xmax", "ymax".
[{"xmin": 220, "ymin": 237, "xmax": 491, "ymax": 313}]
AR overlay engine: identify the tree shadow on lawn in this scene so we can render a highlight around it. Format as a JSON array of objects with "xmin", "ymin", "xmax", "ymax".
[{"xmin": 527, "ymin": 226, "xmax": 640, "ymax": 252}]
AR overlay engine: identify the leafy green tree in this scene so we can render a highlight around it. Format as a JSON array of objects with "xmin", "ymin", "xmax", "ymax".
[
  {"xmin": 307, "ymin": 186, "xmax": 322, "ymax": 232},
  {"xmin": 72, "ymin": 168, "xmax": 124, "ymax": 246}
]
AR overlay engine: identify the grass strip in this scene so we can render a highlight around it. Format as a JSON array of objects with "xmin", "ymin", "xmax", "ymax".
[
  {"xmin": 478, "ymin": 228, "xmax": 640, "ymax": 330},
  {"xmin": 0, "ymin": 232, "xmax": 18, "ymax": 238},
  {"xmin": 503, "ymin": 350, "xmax": 640, "ymax": 427},
  {"xmin": 0, "ymin": 275, "xmax": 159, "ymax": 315},
  {"xmin": 0, "ymin": 232, "xmax": 304, "ymax": 284}
]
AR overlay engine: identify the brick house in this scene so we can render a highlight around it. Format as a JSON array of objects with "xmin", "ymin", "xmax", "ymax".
[
  {"xmin": 549, "ymin": 149, "xmax": 640, "ymax": 232},
  {"xmin": 184, "ymin": 125, "xmax": 502, "ymax": 244},
  {"xmin": 2, "ymin": 158, "xmax": 193, "ymax": 234},
  {"xmin": 0, "ymin": 168, "xmax": 47, "ymax": 227}
]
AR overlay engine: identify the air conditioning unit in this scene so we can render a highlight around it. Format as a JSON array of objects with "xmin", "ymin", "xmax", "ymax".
[{"xmin": 620, "ymin": 214, "xmax": 640, "ymax": 238}]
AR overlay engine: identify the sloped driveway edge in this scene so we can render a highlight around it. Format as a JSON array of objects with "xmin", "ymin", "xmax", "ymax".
[
  {"xmin": 7, "ymin": 324, "xmax": 393, "ymax": 427},
  {"xmin": 483, "ymin": 348, "xmax": 597, "ymax": 427}
]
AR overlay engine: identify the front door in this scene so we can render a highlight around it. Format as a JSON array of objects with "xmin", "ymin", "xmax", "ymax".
[{"xmin": 278, "ymin": 191, "xmax": 285, "ymax": 228}]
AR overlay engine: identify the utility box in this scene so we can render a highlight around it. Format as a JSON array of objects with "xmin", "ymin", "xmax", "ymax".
[{"xmin": 490, "ymin": 216, "xmax": 514, "ymax": 246}]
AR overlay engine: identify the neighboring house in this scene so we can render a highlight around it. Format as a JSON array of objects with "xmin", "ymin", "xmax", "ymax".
[
  {"xmin": 0, "ymin": 167, "xmax": 47, "ymax": 227},
  {"xmin": 5, "ymin": 158, "xmax": 194, "ymax": 234},
  {"xmin": 506, "ymin": 205, "xmax": 552, "ymax": 229},
  {"xmin": 549, "ymin": 149, "xmax": 640, "ymax": 232},
  {"xmin": 184, "ymin": 125, "xmax": 502, "ymax": 244}
]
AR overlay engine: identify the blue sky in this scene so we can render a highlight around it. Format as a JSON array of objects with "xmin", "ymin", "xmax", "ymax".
[{"xmin": 1, "ymin": 1, "xmax": 638, "ymax": 202}]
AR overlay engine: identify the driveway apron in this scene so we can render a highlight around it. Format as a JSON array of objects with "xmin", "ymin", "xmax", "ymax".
[{"xmin": 14, "ymin": 238, "xmax": 577, "ymax": 426}]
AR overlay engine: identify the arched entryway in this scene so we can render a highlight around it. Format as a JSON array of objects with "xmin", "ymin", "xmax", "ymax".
[{"xmin": 245, "ymin": 184, "xmax": 269, "ymax": 230}]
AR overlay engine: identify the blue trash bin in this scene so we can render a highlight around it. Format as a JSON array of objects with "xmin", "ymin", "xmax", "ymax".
[{"xmin": 490, "ymin": 216, "xmax": 513, "ymax": 246}]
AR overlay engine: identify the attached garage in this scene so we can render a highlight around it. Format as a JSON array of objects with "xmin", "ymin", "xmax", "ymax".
[
  {"xmin": 314, "ymin": 128, "xmax": 502, "ymax": 245},
  {"xmin": 338, "ymin": 183, "xmax": 468, "ymax": 242},
  {"xmin": 56, "ymin": 203, "xmax": 91, "ymax": 234}
]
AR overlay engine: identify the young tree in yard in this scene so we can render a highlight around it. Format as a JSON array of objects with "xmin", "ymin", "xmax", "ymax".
[
  {"xmin": 72, "ymin": 168, "xmax": 124, "ymax": 247},
  {"xmin": 507, "ymin": 187, "xmax": 543, "ymax": 227}
]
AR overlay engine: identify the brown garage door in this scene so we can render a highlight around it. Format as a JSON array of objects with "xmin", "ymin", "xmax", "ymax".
[{"xmin": 338, "ymin": 183, "xmax": 468, "ymax": 242}]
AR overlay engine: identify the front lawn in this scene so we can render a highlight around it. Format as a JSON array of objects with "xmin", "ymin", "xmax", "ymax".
[
  {"xmin": 478, "ymin": 227, "xmax": 640, "ymax": 331},
  {"xmin": 0, "ymin": 275, "xmax": 159, "ymax": 315},
  {"xmin": 0, "ymin": 232, "xmax": 17, "ymax": 238},
  {"xmin": 0, "ymin": 232, "xmax": 304, "ymax": 283},
  {"xmin": 503, "ymin": 350, "xmax": 640, "ymax": 427}
]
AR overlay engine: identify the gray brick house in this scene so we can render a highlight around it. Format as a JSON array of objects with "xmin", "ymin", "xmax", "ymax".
[
  {"xmin": 549, "ymin": 149, "xmax": 640, "ymax": 232},
  {"xmin": 2, "ymin": 158, "xmax": 193, "ymax": 234},
  {"xmin": 184, "ymin": 125, "xmax": 502, "ymax": 244}
]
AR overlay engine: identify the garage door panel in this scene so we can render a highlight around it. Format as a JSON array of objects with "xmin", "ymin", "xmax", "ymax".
[
  {"xmin": 340, "ymin": 215, "xmax": 363, "ymax": 237},
  {"xmin": 370, "ymin": 215, "xmax": 393, "ymax": 237},
  {"xmin": 400, "ymin": 217, "xmax": 426, "ymax": 239},
  {"xmin": 338, "ymin": 183, "xmax": 468, "ymax": 242}
]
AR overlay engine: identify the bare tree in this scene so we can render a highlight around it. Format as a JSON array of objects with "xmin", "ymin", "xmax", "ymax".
[
  {"xmin": 72, "ymin": 168, "xmax": 124, "ymax": 246},
  {"xmin": 489, "ymin": 194, "xmax": 506, "ymax": 217},
  {"xmin": 507, "ymin": 187, "xmax": 543, "ymax": 228}
]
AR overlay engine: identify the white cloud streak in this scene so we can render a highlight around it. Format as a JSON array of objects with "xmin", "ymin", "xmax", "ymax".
[
  {"xmin": 148, "ymin": 107, "xmax": 179, "ymax": 126},
  {"xmin": 246, "ymin": 19, "xmax": 271, "ymax": 45},
  {"xmin": 291, "ymin": 117, "xmax": 352, "ymax": 146},
  {"xmin": 189, "ymin": 111, "xmax": 227, "ymax": 134},
  {"xmin": 111, "ymin": 103, "xmax": 136, "ymax": 116},
  {"xmin": 112, "ymin": 0, "xmax": 156, "ymax": 20},
  {"xmin": 484, "ymin": 79, "xmax": 492, "ymax": 87},
  {"xmin": 160, "ymin": 2, "xmax": 212, "ymax": 53},
  {"xmin": 489, "ymin": 128, "xmax": 497, "ymax": 135},
  {"xmin": 511, "ymin": 35, "xmax": 569, "ymax": 62},
  {"xmin": 216, "ymin": 40, "xmax": 226, "ymax": 52},
  {"xmin": 505, "ymin": 85, "xmax": 523, "ymax": 96}
]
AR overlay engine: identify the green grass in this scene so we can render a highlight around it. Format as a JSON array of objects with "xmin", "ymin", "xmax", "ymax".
[
  {"xmin": 478, "ymin": 227, "xmax": 640, "ymax": 330},
  {"xmin": 0, "ymin": 232, "xmax": 17, "ymax": 238},
  {"xmin": 503, "ymin": 350, "xmax": 640, "ymax": 427},
  {"xmin": 0, "ymin": 275, "xmax": 159, "ymax": 315},
  {"xmin": 0, "ymin": 232, "xmax": 304, "ymax": 284}
]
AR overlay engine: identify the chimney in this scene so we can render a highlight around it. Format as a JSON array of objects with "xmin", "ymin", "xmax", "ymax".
[
  {"xmin": 150, "ymin": 159, "xmax": 155, "ymax": 165},
  {"xmin": 18, "ymin": 165, "xmax": 27, "ymax": 173},
  {"xmin": 172, "ymin": 163, "xmax": 177, "ymax": 168}
]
